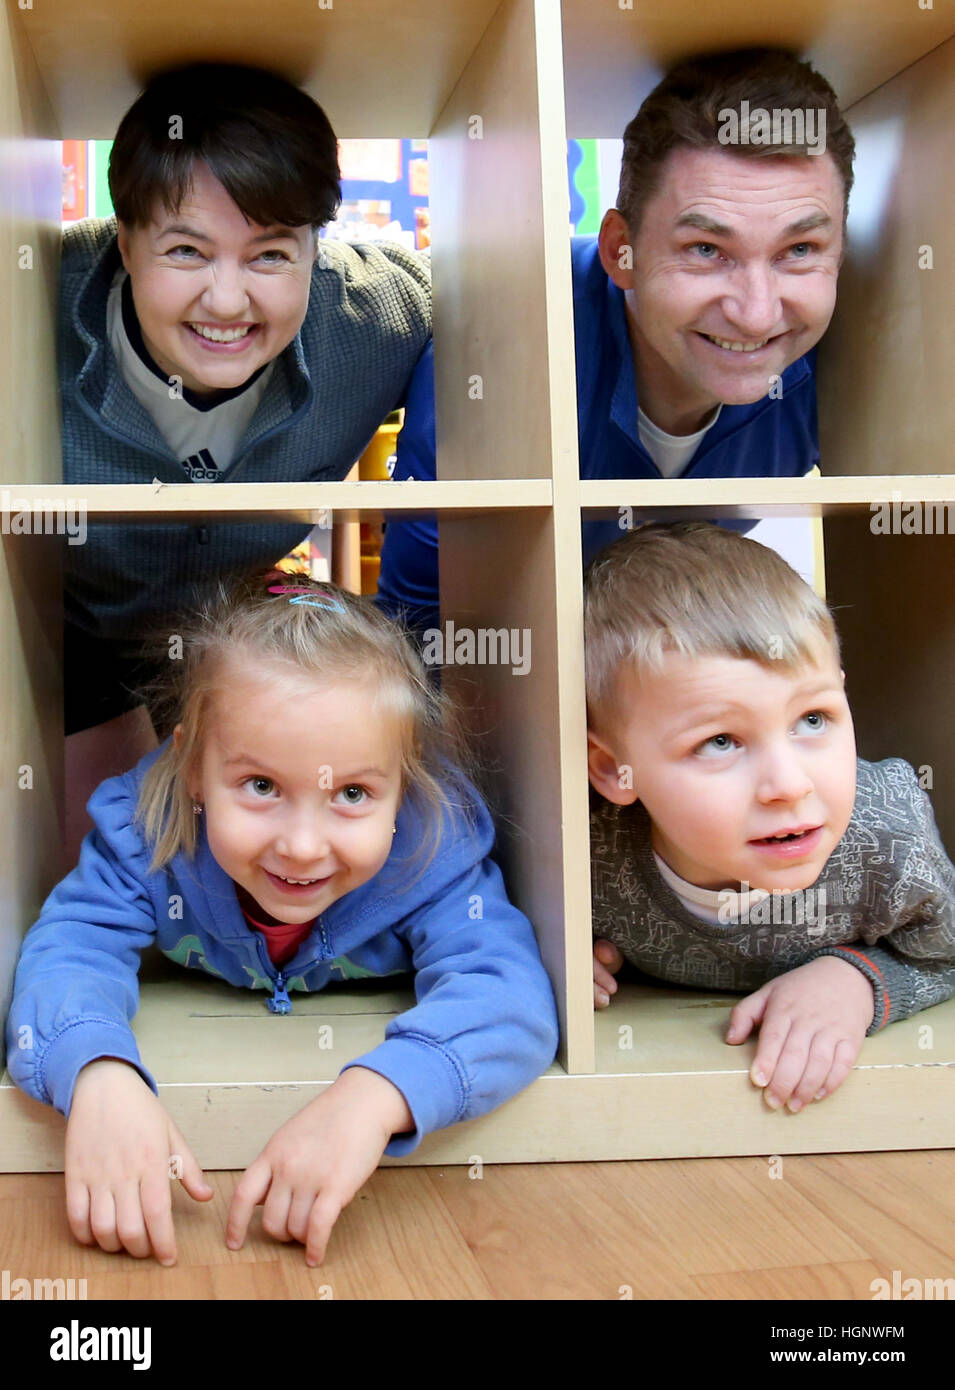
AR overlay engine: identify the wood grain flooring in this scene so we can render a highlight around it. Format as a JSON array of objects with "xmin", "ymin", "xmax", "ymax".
[{"xmin": 0, "ymin": 1149, "xmax": 952, "ymax": 1301}]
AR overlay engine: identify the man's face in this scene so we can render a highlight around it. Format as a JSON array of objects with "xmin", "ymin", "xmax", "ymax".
[
  {"xmin": 599, "ymin": 146, "xmax": 845, "ymax": 431},
  {"xmin": 588, "ymin": 644, "xmax": 857, "ymax": 894},
  {"xmin": 182, "ymin": 665, "xmax": 405, "ymax": 925},
  {"xmin": 116, "ymin": 160, "xmax": 318, "ymax": 395}
]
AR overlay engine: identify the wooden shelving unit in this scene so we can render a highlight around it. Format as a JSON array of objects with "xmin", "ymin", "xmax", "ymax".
[{"xmin": 1, "ymin": 0, "xmax": 953, "ymax": 1170}]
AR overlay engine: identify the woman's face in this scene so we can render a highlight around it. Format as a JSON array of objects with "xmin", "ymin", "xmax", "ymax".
[{"xmin": 116, "ymin": 160, "xmax": 319, "ymax": 395}]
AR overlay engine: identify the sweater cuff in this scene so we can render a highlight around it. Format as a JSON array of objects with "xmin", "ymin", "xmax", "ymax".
[
  {"xmin": 340, "ymin": 1034, "xmax": 468, "ymax": 1156},
  {"xmin": 804, "ymin": 946, "xmax": 891, "ymax": 1035},
  {"xmin": 40, "ymin": 1021, "xmax": 158, "ymax": 1117}
]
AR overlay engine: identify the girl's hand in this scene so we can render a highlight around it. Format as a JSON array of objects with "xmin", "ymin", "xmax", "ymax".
[
  {"xmin": 66, "ymin": 1059, "xmax": 214, "ymax": 1266},
  {"xmin": 593, "ymin": 938, "xmax": 624, "ymax": 1008},
  {"xmin": 226, "ymin": 1066, "xmax": 414, "ymax": 1267},
  {"xmin": 726, "ymin": 956, "xmax": 875, "ymax": 1111}
]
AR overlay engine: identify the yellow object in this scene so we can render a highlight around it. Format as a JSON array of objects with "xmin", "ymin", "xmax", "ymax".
[{"xmin": 359, "ymin": 420, "xmax": 401, "ymax": 481}]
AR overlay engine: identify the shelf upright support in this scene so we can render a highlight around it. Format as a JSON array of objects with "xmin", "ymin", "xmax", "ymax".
[
  {"xmin": 817, "ymin": 37, "xmax": 955, "ymax": 845},
  {"xmin": 428, "ymin": 0, "xmax": 595, "ymax": 1071},
  {"xmin": 0, "ymin": 6, "xmax": 64, "ymax": 1038}
]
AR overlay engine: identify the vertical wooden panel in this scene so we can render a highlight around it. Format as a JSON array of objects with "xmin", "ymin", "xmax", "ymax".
[
  {"xmin": 817, "ymin": 37, "xmax": 954, "ymax": 473},
  {"xmin": 824, "ymin": 519, "xmax": 955, "ymax": 847},
  {"xmin": 0, "ymin": 9, "xmax": 64, "ymax": 1035},
  {"xmin": 820, "ymin": 39, "xmax": 955, "ymax": 835},
  {"xmin": 429, "ymin": 0, "xmax": 594, "ymax": 1071}
]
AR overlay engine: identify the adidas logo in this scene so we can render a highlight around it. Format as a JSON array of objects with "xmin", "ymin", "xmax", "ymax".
[{"xmin": 182, "ymin": 448, "xmax": 219, "ymax": 481}]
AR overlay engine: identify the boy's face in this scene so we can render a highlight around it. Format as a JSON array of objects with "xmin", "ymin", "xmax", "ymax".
[
  {"xmin": 116, "ymin": 160, "xmax": 318, "ymax": 396},
  {"xmin": 178, "ymin": 666, "xmax": 405, "ymax": 925},
  {"xmin": 588, "ymin": 643, "xmax": 857, "ymax": 893}
]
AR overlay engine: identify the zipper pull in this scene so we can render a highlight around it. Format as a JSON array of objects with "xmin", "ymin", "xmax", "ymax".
[{"xmin": 267, "ymin": 971, "xmax": 292, "ymax": 1014}]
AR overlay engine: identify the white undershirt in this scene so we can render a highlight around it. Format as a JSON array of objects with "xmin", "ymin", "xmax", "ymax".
[
  {"xmin": 653, "ymin": 850, "xmax": 770, "ymax": 928},
  {"xmin": 637, "ymin": 403, "xmax": 722, "ymax": 478},
  {"xmin": 106, "ymin": 267, "xmax": 275, "ymax": 479}
]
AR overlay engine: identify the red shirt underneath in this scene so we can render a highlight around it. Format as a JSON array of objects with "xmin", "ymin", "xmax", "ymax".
[{"xmin": 240, "ymin": 902, "xmax": 315, "ymax": 966}]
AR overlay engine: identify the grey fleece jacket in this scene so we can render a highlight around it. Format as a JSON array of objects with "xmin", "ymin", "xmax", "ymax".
[
  {"xmin": 59, "ymin": 216, "xmax": 431, "ymax": 641},
  {"xmin": 590, "ymin": 757, "xmax": 955, "ymax": 1034}
]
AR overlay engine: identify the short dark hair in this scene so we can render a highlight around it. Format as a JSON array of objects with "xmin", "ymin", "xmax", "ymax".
[
  {"xmin": 617, "ymin": 48, "xmax": 855, "ymax": 239},
  {"xmin": 109, "ymin": 62, "xmax": 341, "ymax": 231}
]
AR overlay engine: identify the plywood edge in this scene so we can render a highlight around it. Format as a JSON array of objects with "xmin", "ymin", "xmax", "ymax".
[
  {"xmin": 581, "ymin": 476, "xmax": 955, "ymax": 516},
  {"xmin": 0, "ymin": 479, "xmax": 554, "ymax": 518},
  {"xmin": 2, "ymin": 1063, "xmax": 952, "ymax": 1171}
]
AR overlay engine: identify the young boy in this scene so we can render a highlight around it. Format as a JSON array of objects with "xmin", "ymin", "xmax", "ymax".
[{"xmin": 585, "ymin": 521, "xmax": 955, "ymax": 1115}]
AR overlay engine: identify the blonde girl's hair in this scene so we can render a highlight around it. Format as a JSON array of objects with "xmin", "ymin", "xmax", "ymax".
[
  {"xmin": 132, "ymin": 568, "xmax": 479, "ymax": 878},
  {"xmin": 584, "ymin": 521, "xmax": 842, "ymax": 736}
]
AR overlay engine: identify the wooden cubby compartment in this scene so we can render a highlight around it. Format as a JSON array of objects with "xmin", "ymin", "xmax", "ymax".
[{"xmin": 1, "ymin": 0, "xmax": 954, "ymax": 1171}]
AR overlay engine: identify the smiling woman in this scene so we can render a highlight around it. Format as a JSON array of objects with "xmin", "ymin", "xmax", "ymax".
[
  {"xmin": 60, "ymin": 61, "xmax": 433, "ymax": 869},
  {"xmin": 115, "ymin": 162, "xmax": 321, "ymax": 396}
]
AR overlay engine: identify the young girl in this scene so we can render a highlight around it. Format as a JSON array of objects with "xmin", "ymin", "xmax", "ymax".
[{"xmin": 6, "ymin": 571, "xmax": 559, "ymax": 1268}]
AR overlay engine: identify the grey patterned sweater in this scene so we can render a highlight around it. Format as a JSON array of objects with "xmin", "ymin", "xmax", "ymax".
[
  {"xmin": 590, "ymin": 757, "xmax": 955, "ymax": 1034},
  {"xmin": 59, "ymin": 217, "xmax": 431, "ymax": 641}
]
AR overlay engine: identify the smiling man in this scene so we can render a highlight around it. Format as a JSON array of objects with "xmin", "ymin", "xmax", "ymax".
[
  {"xmin": 61, "ymin": 62, "xmax": 431, "ymax": 866},
  {"xmin": 375, "ymin": 48, "xmax": 855, "ymax": 633}
]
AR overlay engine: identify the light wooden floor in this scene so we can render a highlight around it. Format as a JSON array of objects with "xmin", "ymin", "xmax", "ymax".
[{"xmin": 1, "ymin": 1149, "xmax": 953, "ymax": 1299}]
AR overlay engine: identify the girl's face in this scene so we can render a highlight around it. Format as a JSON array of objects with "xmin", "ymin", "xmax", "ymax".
[{"xmin": 180, "ymin": 666, "xmax": 406, "ymax": 924}]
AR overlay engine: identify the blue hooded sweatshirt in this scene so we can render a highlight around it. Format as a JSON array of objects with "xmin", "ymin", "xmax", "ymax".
[{"xmin": 5, "ymin": 741, "xmax": 559, "ymax": 1156}]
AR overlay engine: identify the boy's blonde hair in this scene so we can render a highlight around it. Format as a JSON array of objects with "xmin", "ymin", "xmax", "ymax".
[
  {"xmin": 584, "ymin": 522, "xmax": 842, "ymax": 736},
  {"xmin": 133, "ymin": 568, "xmax": 476, "ymax": 877}
]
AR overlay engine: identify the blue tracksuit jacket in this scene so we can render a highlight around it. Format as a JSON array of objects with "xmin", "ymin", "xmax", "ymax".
[
  {"xmin": 5, "ymin": 742, "xmax": 559, "ymax": 1156},
  {"xmin": 375, "ymin": 236, "xmax": 820, "ymax": 634}
]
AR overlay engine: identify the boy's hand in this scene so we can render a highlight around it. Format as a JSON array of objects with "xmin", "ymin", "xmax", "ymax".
[
  {"xmin": 65, "ymin": 1059, "xmax": 214, "ymax": 1266},
  {"xmin": 226, "ymin": 1066, "xmax": 413, "ymax": 1267},
  {"xmin": 593, "ymin": 938, "xmax": 624, "ymax": 1008},
  {"xmin": 726, "ymin": 957, "xmax": 875, "ymax": 1112}
]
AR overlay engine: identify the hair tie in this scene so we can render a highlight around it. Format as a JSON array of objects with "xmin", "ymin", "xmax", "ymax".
[{"xmin": 267, "ymin": 583, "xmax": 346, "ymax": 614}]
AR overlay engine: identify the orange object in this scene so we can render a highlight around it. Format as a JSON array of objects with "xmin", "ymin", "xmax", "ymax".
[
  {"xmin": 62, "ymin": 140, "xmax": 87, "ymax": 221},
  {"xmin": 358, "ymin": 422, "xmax": 402, "ymax": 592}
]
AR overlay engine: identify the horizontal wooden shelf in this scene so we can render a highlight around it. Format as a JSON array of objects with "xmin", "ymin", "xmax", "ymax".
[
  {"xmin": 6, "ymin": 477, "xmax": 955, "ymax": 525},
  {"xmin": 20, "ymin": 0, "xmax": 955, "ymax": 141},
  {"xmin": 561, "ymin": 0, "xmax": 955, "ymax": 137},
  {"xmin": 3, "ymin": 976, "xmax": 952, "ymax": 1170},
  {"xmin": 18, "ymin": 0, "xmax": 502, "ymax": 139},
  {"xmin": 581, "ymin": 475, "xmax": 955, "ymax": 520},
  {"xmin": 0, "ymin": 478, "xmax": 552, "ymax": 524}
]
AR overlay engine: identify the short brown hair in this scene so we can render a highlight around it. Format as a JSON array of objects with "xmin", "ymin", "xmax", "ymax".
[
  {"xmin": 617, "ymin": 48, "xmax": 855, "ymax": 239},
  {"xmin": 584, "ymin": 521, "xmax": 842, "ymax": 738},
  {"xmin": 109, "ymin": 62, "xmax": 341, "ymax": 231}
]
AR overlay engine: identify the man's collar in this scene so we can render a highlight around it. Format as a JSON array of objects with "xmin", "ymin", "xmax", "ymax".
[{"xmin": 604, "ymin": 272, "xmax": 812, "ymax": 454}]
